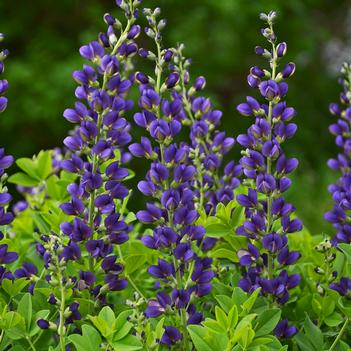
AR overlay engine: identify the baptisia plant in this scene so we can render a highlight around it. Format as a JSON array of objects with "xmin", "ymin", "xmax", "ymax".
[
  {"xmin": 325, "ymin": 62, "xmax": 351, "ymax": 338},
  {"xmin": 235, "ymin": 11, "xmax": 301, "ymax": 336},
  {"xmin": 326, "ymin": 62, "xmax": 351, "ymax": 246},
  {"xmin": 35, "ymin": 0, "xmax": 141, "ymax": 349},
  {"xmin": 0, "ymin": 34, "xmax": 17, "ymax": 287},
  {"xmin": 129, "ymin": 8, "xmax": 214, "ymax": 350}
]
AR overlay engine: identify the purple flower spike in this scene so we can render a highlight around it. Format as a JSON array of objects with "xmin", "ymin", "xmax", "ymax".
[
  {"xmin": 326, "ymin": 63, "xmax": 351, "ymax": 245},
  {"xmin": 40, "ymin": 1, "xmax": 142, "ymax": 320},
  {"xmin": 235, "ymin": 12, "xmax": 302, "ymax": 309},
  {"xmin": 0, "ymin": 37, "xmax": 16, "ymax": 277},
  {"xmin": 134, "ymin": 8, "xmax": 222, "ymax": 343}
]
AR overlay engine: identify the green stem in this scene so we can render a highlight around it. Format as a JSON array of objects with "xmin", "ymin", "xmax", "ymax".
[
  {"xmin": 0, "ymin": 329, "xmax": 4, "ymax": 345},
  {"xmin": 266, "ymin": 36, "xmax": 277, "ymax": 280},
  {"xmin": 117, "ymin": 245, "xmax": 146, "ymax": 299},
  {"xmin": 57, "ymin": 268, "xmax": 66, "ymax": 351},
  {"xmin": 178, "ymin": 58, "xmax": 221, "ymax": 200},
  {"xmin": 173, "ymin": 255, "xmax": 190, "ymax": 351},
  {"xmin": 87, "ymin": 10, "xmax": 134, "ymax": 271},
  {"xmin": 52, "ymin": 246, "xmax": 66, "ymax": 351},
  {"xmin": 26, "ymin": 337, "xmax": 37, "ymax": 351},
  {"xmin": 153, "ymin": 36, "xmax": 190, "ymax": 351},
  {"xmin": 328, "ymin": 318, "xmax": 349, "ymax": 351}
]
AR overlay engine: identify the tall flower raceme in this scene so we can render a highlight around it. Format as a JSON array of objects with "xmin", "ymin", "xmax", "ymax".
[
  {"xmin": 129, "ymin": 8, "xmax": 214, "ymax": 350},
  {"xmin": 35, "ymin": 0, "xmax": 141, "ymax": 348},
  {"xmin": 326, "ymin": 62, "xmax": 351, "ymax": 303},
  {"xmin": 235, "ymin": 12, "xmax": 302, "ymax": 317},
  {"xmin": 325, "ymin": 63, "xmax": 351, "ymax": 245},
  {"xmin": 171, "ymin": 44, "xmax": 241, "ymax": 216},
  {"xmin": 0, "ymin": 34, "xmax": 18, "ymax": 284}
]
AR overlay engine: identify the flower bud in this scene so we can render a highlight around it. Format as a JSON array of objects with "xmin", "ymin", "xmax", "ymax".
[
  {"xmin": 158, "ymin": 19, "xmax": 167, "ymax": 31},
  {"xmin": 194, "ymin": 76, "xmax": 206, "ymax": 91},
  {"xmin": 281, "ymin": 63, "xmax": 296, "ymax": 78},
  {"xmin": 277, "ymin": 42, "xmax": 287, "ymax": 57},
  {"xmin": 103, "ymin": 13, "xmax": 115, "ymax": 25}
]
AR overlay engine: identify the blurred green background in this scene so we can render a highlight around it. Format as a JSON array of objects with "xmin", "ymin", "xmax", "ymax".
[{"xmin": 1, "ymin": 0, "xmax": 349, "ymax": 234}]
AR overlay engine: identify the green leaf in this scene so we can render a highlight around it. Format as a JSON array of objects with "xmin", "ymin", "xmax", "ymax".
[
  {"xmin": 16, "ymin": 158, "xmax": 40, "ymax": 180},
  {"xmin": 215, "ymin": 295, "xmax": 234, "ymax": 314},
  {"xmin": 99, "ymin": 306, "xmax": 115, "ymax": 326},
  {"xmin": 339, "ymin": 243, "xmax": 351, "ymax": 263},
  {"xmin": 215, "ymin": 306, "xmax": 228, "ymax": 329},
  {"xmin": 5, "ymin": 315, "xmax": 26, "ymax": 340},
  {"xmin": 8, "ymin": 172, "xmax": 39, "ymax": 187},
  {"xmin": 324, "ymin": 312, "xmax": 343, "ymax": 327},
  {"xmin": 205, "ymin": 223, "xmax": 232, "ymax": 238},
  {"xmin": 2, "ymin": 278, "xmax": 29, "ymax": 297},
  {"xmin": 338, "ymin": 297, "xmax": 351, "ymax": 320},
  {"xmin": 203, "ymin": 319, "xmax": 226, "ymax": 334},
  {"xmin": 88, "ymin": 315, "xmax": 110, "ymax": 338},
  {"xmin": 254, "ymin": 309, "xmax": 281, "ymax": 337},
  {"xmin": 237, "ymin": 326, "xmax": 255, "ymax": 349},
  {"xmin": 17, "ymin": 293, "xmax": 32, "ymax": 332},
  {"xmin": 303, "ymin": 315, "xmax": 323, "ymax": 350},
  {"xmin": 2, "ymin": 312, "xmax": 23, "ymax": 329},
  {"xmin": 229, "ymin": 206, "xmax": 245, "ymax": 228},
  {"xmin": 294, "ymin": 332, "xmax": 316, "ymax": 351},
  {"xmin": 113, "ymin": 321, "xmax": 133, "ymax": 342},
  {"xmin": 112, "ymin": 335, "xmax": 143, "ymax": 351},
  {"xmin": 231, "ymin": 287, "xmax": 248, "ymax": 310},
  {"xmin": 209, "ymin": 248, "xmax": 237, "ymax": 262},
  {"xmin": 241, "ymin": 288, "xmax": 261, "ymax": 315},
  {"xmin": 187, "ymin": 325, "xmax": 215, "ymax": 351},
  {"xmin": 114, "ymin": 310, "xmax": 133, "ymax": 332},
  {"xmin": 68, "ymin": 325, "xmax": 102, "ymax": 351},
  {"xmin": 37, "ymin": 150, "xmax": 52, "ymax": 179},
  {"xmin": 233, "ymin": 314, "xmax": 257, "ymax": 343},
  {"xmin": 228, "ymin": 305, "xmax": 239, "ymax": 330},
  {"xmin": 249, "ymin": 336, "xmax": 277, "ymax": 347}
]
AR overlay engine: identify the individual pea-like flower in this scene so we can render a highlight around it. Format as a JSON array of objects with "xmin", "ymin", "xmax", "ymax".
[
  {"xmin": 161, "ymin": 326, "xmax": 183, "ymax": 346},
  {"xmin": 235, "ymin": 12, "xmax": 301, "ymax": 310},
  {"xmin": 325, "ymin": 63, "xmax": 351, "ymax": 245},
  {"xmin": 330, "ymin": 277, "xmax": 351, "ymax": 298},
  {"xmin": 0, "ymin": 34, "xmax": 17, "ymax": 286},
  {"xmin": 131, "ymin": 7, "xmax": 214, "ymax": 348},
  {"xmin": 36, "ymin": 1, "xmax": 142, "ymax": 346},
  {"xmin": 15, "ymin": 262, "xmax": 38, "ymax": 294},
  {"xmin": 274, "ymin": 319, "xmax": 298, "ymax": 339}
]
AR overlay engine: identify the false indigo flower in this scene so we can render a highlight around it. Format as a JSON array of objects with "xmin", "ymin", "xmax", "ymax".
[
  {"xmin": 0, "ymin": 35, "xmax": 17, "ymax": 286},
  {"xmin": 236, "ymin": 12, "xmax": 301, "ymax": 310},
  {"xmin": 325, "ymin": 63, "xmax": 351, "ymax": 245},
  {"xmin": 36, "ymin": 1, "xmax": 142, "ymax": 345},
  {"xmin": 132, "ymin": 8, "xmax": 214, "ymax": 348},
  {"xmin": 274, "ymin": 319, "xmax": 298, "ymax": 339},
  {"xmin": 330, "ymin": 277, "xmax": 351, "ymax": 298}
]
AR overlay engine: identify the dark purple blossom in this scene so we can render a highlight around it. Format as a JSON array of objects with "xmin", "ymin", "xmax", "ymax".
[
  {"xmin": 236, "ymin": 12, "xmax": 302, "ymax": 306},
  {"xmin": 134, "ymin": 8, "xmax": 214, "ymax": 347},
  {"xmin": 326, "ymin": 63, "xmax": 351, "ymax": 245},
  {"xmin": 330, "ymin": 277, "xmax": 351, "ymax": 297},
  {"xmin": 0, "ymin": 36, "xmax": 16, "ymax": 285},
  {"xmin": 274, "ymin": 319, "xmax": 298, "ymax": 339},
  {"xmin": 35, "ymin": 3, "xmax": 141, "ymax": 343}
]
